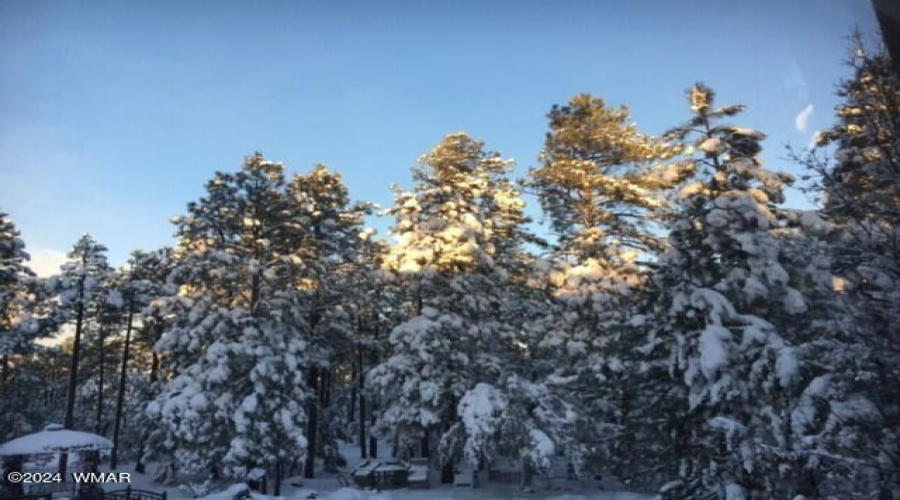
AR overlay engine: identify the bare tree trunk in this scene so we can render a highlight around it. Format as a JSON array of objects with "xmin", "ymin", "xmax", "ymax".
[
  {"xmin": 420, "ymin": 430, "xmax": 429, "ymax": 458},
  {"xmin": 369, "ymin": 427, "xmax": 377, "ymax": 459},
  {"xmin": 303, "ymin": 280, "xmax": 322, "ymax": 479},
  {"xmin": 349, "ymin": 352, "xmax": 357, "ymax": 427},
  {"xmin": 440, "ymin": 399, "xmax": 457, "ymax": 484},
  {"xmin": 60, "ymin": 279, "xmax": 86, "ymax": 476},
  {"xmin": 96, "ymin": 327, "xmax": 106, "ymax": 434},
  {"xmin": 1, "ymin": 355, "xmax": 9, "ymax": 387},
  {"xmin": 111, "ymin": 304, "xmax": 135, "ymax": 469},
  {"xmin": 441, "ymin": 461, "xmax": 454, "ymax": 484},
  {"xmin": 520, "ymin": 461, "xmax": 534, "ymax": 490},
  {"xmin": 322, "ymin": 369, "xmax": 333, "ymax": 408},
  {"xmin": 135, "ymin": 324, "xmax": 161, "ymax": 474},
  {"xmin": 303, "ymin": 367, "xmax": 319, "ymax": 479},
  {"xmin": 358, "ymin": 348, "xmax": 367, "ymax": 459},
  {"xmin": 273, "ymin": 462, "xmax": 282, "ymax": 496},
  {"xmin": 368, "ymin": 349, "xmax": 378, "ymax": 459}
]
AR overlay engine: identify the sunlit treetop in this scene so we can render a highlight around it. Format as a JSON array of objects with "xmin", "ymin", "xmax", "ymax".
[
  {"xmin": 385, "ymin": 132, "xmax": 530, "ymax": 277},
  {"xmin": 812, "ymin": 34, "xmax": 900, "ymax": 224},
  {"xmin": 529, "ymin": 94, "xmax": 682, "ymax": 259}
]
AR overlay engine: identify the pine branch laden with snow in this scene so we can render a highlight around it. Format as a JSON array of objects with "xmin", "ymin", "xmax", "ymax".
[
  {"xmin": 793, "ymin": 36, "xmax": 900, "ymax": 498},
  {"xmin": 0, "ymin": 211, "xmax": 41, "ymax": 359},
  {"xmin": 0, "ymin": 37, "xmax": 897, "ymax": 500},
  {"xmin": 522, "ymin": 96, "xmax": 686, "ymax": 486},
  {"xmin": 639, "ymin": 84, "xmax": 843, "ymax": 499},
  {"xmin": 0, "ymin": 211, "xmax": 67, "ymax": 441},
  {"xmin": 150, "ymin": 154, "xmax": 316, "ymax": 481},
  {"xmin": 370, "ymin": 133, "xmax": 576, "ymax": 482}
]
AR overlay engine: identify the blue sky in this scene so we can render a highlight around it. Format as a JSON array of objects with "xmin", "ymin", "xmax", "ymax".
[{"xmin": 0, "ymin": 0, "xmax": 880, "ymax": 272}]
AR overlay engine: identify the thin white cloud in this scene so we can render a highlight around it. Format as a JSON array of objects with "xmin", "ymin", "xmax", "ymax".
[
  {"xmin": 29, "ymin": 247, "xmax": 67, "ymax": 277},
  {"xmin": 807, "ymin": 130, "xmax": 822, "ymax": 151},
  {"xmin": 795, "ymin": 104, "xmax": 814, "ymax": 133}
]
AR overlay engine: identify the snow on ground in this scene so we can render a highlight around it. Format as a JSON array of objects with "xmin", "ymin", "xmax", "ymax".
[
  {"xmin": 185, "ymin": 483, "xmax": 652, "ymax": 500},
  {"xmin": 21, "ymin": 441, "xmax": 651, "ymax": 500},
  {"xmin": 91, "ymin": 465, "xmax": 651, "ymax": 500}
]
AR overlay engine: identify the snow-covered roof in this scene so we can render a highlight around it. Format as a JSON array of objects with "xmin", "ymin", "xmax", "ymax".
[{"xmin": 0, "ymin": 424, "xmax": 113, "ymax": 456}]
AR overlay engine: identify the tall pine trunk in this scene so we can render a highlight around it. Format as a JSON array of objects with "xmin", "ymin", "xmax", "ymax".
[
  {"xmin": 60, "ymin": 276, "xmax": 86, "ymax": 476},
  {"xmin": 368, "ymin": 417, "xmax": 377, "ymax": 459},
  {"xmin": 349, "ymin": 357, "xmax": 357, "ymax": 427},
  {"xmin": 111, "ymin": 304, "xmax": 134, "ymax": 469},
  {"xmin": 420, "ymin": 431, "xmax": 430, "ymax": 458},
  {"xmin": 357, "ymin": 347, "xmax": 367, "ymax": 459},
  {"xmin": 135, "ymin": 324, "xmax": 161, "ymax": 474},
  {"xmin": 1, "ymin": 355, "xmax": 9, "ymax": 387},
  {"xmin": 273, "ymin": 462, "xmax": 282, "ymax": 496},
  {"xmin": 367, "ymin": 340, "xmax": 379, "ymax": 459},
  {"xmin": 96, "ymin": 327, "xmax": 106, "ymax": 434},
  {"xmin": 440, "ymin": 398, "xmax": 458, "ymax": 484},
  {"xmin": 303, "ymin": 281, "xmax": 322, "ymax": 479},
  {"xmin": 303, "ymin": 367, "xmax": 319, "ymax": 479}
]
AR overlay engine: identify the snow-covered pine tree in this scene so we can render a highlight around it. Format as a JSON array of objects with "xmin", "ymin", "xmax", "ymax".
[
  {"xmin": 287, "ymin": 165, "xmax": 370, "ymax": 479},
  {"xmin": 525, "ymin": 95, "xmax": 682, "ymax": 483},
  {"xmin": 110, "ymin": 250, "xmax": 171, "ymax": 468},
  {"xmin": 642, "ymin": 84, "xmax": 814, "ymax": 500},
  {"xmin": 48, "ymin": 234, "xmax": 113, "ymax": 473},
  {"xmin": 796, "ymin": 34, "xmax": 900, "ymax": 497},
  {"xmin": 530, "ymin": 94, "xmax": 681, "ymax": 258},
  {"xmin": 129, "ymin": 247, "xmax": 179, "ymax": 474},
  {"xmin": 770, "ymin": 208, "xmax": 883, "ymax": 500},
  {"xmin": 344, "ymin": 230, "xmax": 394, "ymax": 460},
  {"xmin": 0, "ymin": 210, "xmax": 60, "ymax": 440},
  {"xmin": 149, "ymin": 154, "xmax": 311, "ymax": 488},
  {"xmin": 370, "ymin": 133, "xmax": 550, "ymax": 483},
  {"xmin": 87, "ymin": 271, "xmax": 130, "ymax": 436},
  {"xmin": 0, "ymin": 211, "xmax": 36, "ymax": 385}
]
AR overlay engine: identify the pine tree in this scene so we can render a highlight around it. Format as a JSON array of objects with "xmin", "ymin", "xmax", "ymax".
[
  {"xmin": 529, "ymin": 94, "xmax": 681, "ymax": 258},
  {"xmin": 0, "ymin": 211, "xmax": 36, "ymax": 385},
  {"xmin": 771, "ymin": 208, "xmax": 880, "ymax": 500},
  {"xmin": 346, "ymin": 232, "xmax": 394, "ymax": 460},
  {"xmin": 0, "ymin": 211, "xmax": 59, "ymax": 440},
  {"xmin": 91, "ymin": 279, "xmax": 127, "ymax": 436},
  {"xmin": 150, "ymin": 154, "xmax": 311, "ymax": 486},
  {"xmin": 642, "ymin": 85, "xmax": 812, "ymax": 500},
  {"xmin": 47, "ymin": 234, "xmax": 112, "ymax": 473},
  {"xmin": 796, "ymin": 35, "xmax": 900, "ymax": 497},
  {"xmin": 287, "ymin": 165, "xmax": 370, "ymax": 480},
  {"xmin": 525, "ymin": 96, "xmax": 682, "ymax": 484},
  {"xmin": 110, "ymin": 250, "xmax": 169, "ymax": 468},
  {"xmin": 133, "ymin": 247, "xmax": 178, "ymax": 474},
  {"xmin": 370, "ymin": 133, "xmax": 545, "ymax": 482}
]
